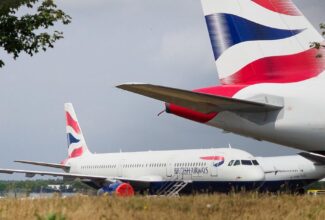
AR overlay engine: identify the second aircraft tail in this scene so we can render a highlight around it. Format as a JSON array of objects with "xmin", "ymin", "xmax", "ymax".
[{"xmin": 65, "ymin": 103, "xmax": 91, "ymax": 158}]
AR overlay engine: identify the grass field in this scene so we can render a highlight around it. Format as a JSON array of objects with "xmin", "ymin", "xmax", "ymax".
[{"xmin": 0, "ymin": 194, "xmax": 325, "ymax": 220}]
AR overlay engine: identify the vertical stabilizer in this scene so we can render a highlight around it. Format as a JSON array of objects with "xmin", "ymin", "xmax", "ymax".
[
  {"xmin": 201, "ymin": 0, "xmax": 325, "ymax": 85},
  {"xmin": 64, "ymin": 103, "xmax": 91, "ymax": 158}
]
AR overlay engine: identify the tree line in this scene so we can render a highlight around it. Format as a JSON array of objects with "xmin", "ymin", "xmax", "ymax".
[{"xmin": 0, "ymin": 179, "xmax": 94, "ymax": 194}]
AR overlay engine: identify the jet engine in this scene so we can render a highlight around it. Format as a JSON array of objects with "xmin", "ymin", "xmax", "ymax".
[{"xmin": 97, "ymin": 182, "xmax": 134, "ymax": 197}]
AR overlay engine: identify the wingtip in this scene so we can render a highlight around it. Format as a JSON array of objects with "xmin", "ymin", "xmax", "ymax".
[{"xmin": 116, "ymin": 82, "xmax": 149, "ymax": 89}]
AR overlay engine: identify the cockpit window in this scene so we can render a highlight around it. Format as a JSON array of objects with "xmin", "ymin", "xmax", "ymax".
[
  {"xmin": 228, "ymin": 160, "xmax": 234, "ymax": 166},
  {"xmin": 252, "ymin": 160, "xmax": 259, "ymax": 166},
  {"xmin": 234, "ymin": 160, "xmax": 241, "ymax": 166},
  {"xmin": 241, "ymin": 160, "xmax": 253, "ymax": 165}
]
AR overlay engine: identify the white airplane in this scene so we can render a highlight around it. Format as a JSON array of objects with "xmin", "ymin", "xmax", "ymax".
[
  {"xmin": 117, "ymin": 0, "xmax": 325, "ymax": 155},
  {"xmin": 0, "ymin": 103, "xmax": 265, "ymax": 195},
  {"xmin": 256, "ymin": 154, "xmax": 325, "ymax": 193},
  {"xmin": 0, "ymin": 104, "xmax": 325, "ymax": 195}
]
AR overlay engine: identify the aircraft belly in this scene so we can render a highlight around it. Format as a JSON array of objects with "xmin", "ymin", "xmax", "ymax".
[
  {"xmin": 208, "ymin": 112, "xmax": 325, "ymax": 152},
  {"xmin": 206, "ymin": 77, "xmax": 325, "ymax": 152}
]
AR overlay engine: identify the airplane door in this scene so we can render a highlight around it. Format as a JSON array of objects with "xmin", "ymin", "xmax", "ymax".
[
  {"xmin": 211, "ymin": 161, "xmax": 218, "ymax": 177},
  {"xmin": 166, "ymin": 162, "xmax": 173, "ymax": 178},
  {"xmin": 118, "ymin": 159, "xmax": 125, "ymax": 177},
  {"xmin": 298, "ymin": 164, "xmax": 305, "ymax": 178}
]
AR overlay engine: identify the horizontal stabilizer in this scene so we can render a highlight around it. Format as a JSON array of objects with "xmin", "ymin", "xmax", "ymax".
[
  {"xmin": 15, "ymin": 160, "xmax": 70, "ymax": 170},
  {"xmin": 299, "ymin": 152, "xmax": 325, "ymax": 165},
  {"xmin": 117, "ymin": 83, "xmax": 283, "ymax": 113}
]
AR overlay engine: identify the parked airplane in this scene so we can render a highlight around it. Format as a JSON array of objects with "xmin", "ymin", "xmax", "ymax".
[
  {"xmin": 0, "ymin": 103, "xmax": 265, "ymax": 195},
  {"xmin": 256, "ymin": 154, "xmax": 325, "ymax": 193},
  {"xmin": 0, "ymin": 104, "xmax": 325, "ymax": 195},
  {"xmin": 117, "ymin": 0, "xmax": 325, "ymax": 155}
]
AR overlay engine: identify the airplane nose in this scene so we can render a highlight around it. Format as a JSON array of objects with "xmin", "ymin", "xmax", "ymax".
[
  {"xmin": 255, "ymin": 168, "xmax": 265, "ymax": 181},
  {"xmin": 247, "ymin": 168, "xmax": 265, "ymax": 182}
]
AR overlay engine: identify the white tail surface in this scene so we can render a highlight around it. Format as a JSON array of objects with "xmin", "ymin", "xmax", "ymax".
[{"xmin": 64, "ymin": 103, "xmax": 91, "ymax": 158}]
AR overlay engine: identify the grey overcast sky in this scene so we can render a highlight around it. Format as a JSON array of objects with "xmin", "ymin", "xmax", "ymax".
[{"xmin": 0, "ymin": 0, "xmax": 323, "ymax": 178}]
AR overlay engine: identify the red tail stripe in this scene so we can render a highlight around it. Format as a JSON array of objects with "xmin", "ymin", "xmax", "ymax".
[
  {"xmin": 252, "ymin": 0, "xmax": 301, "ymax": 16},
  {"xmin": 221, "ymin": 48, "xmax": 325, "ymax": 85},
  {"xmin": 69, "ymin": 147, "xmax": 83, "ymax": 158},
  {"xmin": 66, "ymin": 112, "xmax": 81, "ymax": 134}
]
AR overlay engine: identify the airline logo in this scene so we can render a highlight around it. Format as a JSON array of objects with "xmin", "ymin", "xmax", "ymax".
[
  {"xmin": 201, "ymin": 0, "xmax": 325, "ymax": 86},
  {"xmin": 66, "ymin": 111, "xmax": 84, "ymax": 158},
  {"xmin": 200, "ymin": 156, "xmax": 225, "ymax": 167}
]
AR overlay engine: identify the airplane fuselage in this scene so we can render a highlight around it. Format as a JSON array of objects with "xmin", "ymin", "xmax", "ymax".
[
  {"xmin": 165, "ymin": 74, "xmax": 325, "ymax": 153},
  {"xmin": 210, "ymin": 75, "xmax": 325, "ymax": 153},
  {"xmin": 257, "ymin": 155, "xmax": 325, "ymax": 192},
  {"xmin": 64, "ymin": 147, "xmax": 325, "ymax": 193},
  {"xmin": 66, "ymin": 148, "xmax": 265, "ymax": 193}
]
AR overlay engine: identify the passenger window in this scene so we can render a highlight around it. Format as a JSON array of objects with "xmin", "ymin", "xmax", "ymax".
[
  {"xmin": 228, "ymin": 160, "xmax": 234, "ymax": 166},
  {"xmin": 241, "ymin": 160, "xmax": 253, "ymax": 165},
  {"xmin": 234, "ymin": 160, "xmax": 241, "ymax": 166},
  {"xmin": 252, "ymin": 160, "xmax": 259, "ymax": 166}
]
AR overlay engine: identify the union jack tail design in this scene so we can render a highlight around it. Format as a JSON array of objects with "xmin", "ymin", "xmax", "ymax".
[
  {"xmin": 64, "ymin": 103, "xmax": 91, "ymax": 158},
  {"xmin": 201, "ymin": 0, "xmax": 325, "ymax": 85}
]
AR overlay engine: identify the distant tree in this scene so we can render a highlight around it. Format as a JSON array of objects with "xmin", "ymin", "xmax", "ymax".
[
  {"xmin": 0, "ymin": 0, "xmax": 71, "ymax": 67},
  {"xmin": 311, "ymin": 23, "xmax": 325, "ymax": 57}
]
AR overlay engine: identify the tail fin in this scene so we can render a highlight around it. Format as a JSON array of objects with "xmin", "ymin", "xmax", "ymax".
[
  {"xmin": 201, "ymin": 0, "xmax": 325, "ymax": 85},
  {"xmin": 64, "ymin": 103, "xmax": 91, "ymax": 158}
]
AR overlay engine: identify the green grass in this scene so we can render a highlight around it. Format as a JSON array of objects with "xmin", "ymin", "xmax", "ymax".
[{"xmin": 0, "ymin": 193, "xmax": 324, "ymax": 220}]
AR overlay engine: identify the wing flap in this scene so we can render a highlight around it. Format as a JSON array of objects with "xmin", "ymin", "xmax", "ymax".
[
  {"xmin": 0, "ymin": 168, "xmax": 165, "ymax": 185},
  {"xmin": 117, "ymin": 83, "xmax": 283, "ymax": 113},
  {"xmin": 0, "ymin": 168, "xmax": 107, "ymax": 181},
  {"xmin": 115, "ymin": 175, "xmax": 164, "ymax": 183}
]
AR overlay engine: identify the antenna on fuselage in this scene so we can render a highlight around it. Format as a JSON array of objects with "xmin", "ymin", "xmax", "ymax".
[
  {"xmin": 157, "ymin": 109, "xmax": 165, "ymax": 116},
  {"xmin": 228, "ymin": 143, "xmax": 232, "ymax": 149}
]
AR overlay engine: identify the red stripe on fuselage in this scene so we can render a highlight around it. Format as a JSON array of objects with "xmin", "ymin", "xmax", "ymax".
[
  {"xmin": 221, "ymin": 48, "xmax": 325, "ymax": 85},
  {"xmin": 201, "ymin": 156, "xmax": 224, "ymax": 161},
  {"xmin": 252, "ymin": 0, "xmax": 301, "ymax": 16},
  {"xmin": 66, "ymin": 112, "xmax": 81, "ymax": 134}
]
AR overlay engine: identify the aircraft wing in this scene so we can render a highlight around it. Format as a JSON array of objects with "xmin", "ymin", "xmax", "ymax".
[
  {"xmin": 299, "ymin": 152, "xmax": 325, "ymax": 165},
  {"xmin": 0, "ymin": 168, "xmax": 107, "ymax": 181},
  {"xmin": 14, "ymin": 160, "xmax": 70, "ymax": 170},
  {"xmin": 115, "ymin": 175, "xmax": 164, "ymax": 183},
  {"xmin": 117, "ymin": 83, "xmax": 283, "ymax": 113},
  {"xmin": 0, "ymin": 168, "xmax": 166, "ymax": 187}
]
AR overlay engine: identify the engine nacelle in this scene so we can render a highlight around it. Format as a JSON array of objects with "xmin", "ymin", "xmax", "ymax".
[{"xmin": 98, "ymin": 182, "xmax": 134, "ymax": 197}]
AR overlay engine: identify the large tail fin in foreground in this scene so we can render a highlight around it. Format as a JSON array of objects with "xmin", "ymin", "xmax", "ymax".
[
  {"xmin": 65, "ymin": 103, "xmax": 91, "ymax": 158},
  {"xmin": 201, "ymin": 0, "xmax": 325, "ymax": 85}
]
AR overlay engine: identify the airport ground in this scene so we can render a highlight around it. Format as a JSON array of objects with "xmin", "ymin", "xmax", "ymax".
[{"xmin": 0, "ymin": 193, "xmax": 324, "ymax": 220}]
